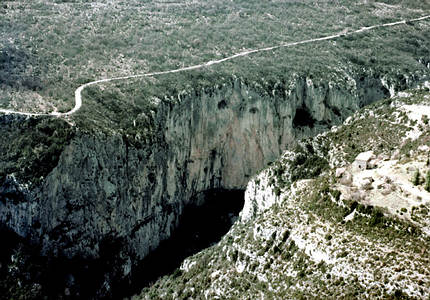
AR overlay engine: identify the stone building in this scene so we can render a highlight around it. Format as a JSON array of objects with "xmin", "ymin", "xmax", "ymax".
[{"xmin": 354, "ymin": 151, "xmax": 375, "ymax": 170}]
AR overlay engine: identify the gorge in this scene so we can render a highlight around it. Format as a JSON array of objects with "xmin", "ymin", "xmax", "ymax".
[{"xmin": 0, "ymin": 70, "xmax": 427, "ymax": 298}]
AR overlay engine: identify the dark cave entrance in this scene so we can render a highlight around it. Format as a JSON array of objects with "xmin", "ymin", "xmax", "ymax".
[
  {"xmin": 118, "ymin": 188, "xmax": 245, "ymax": 298},
  {"xmin": 293, "ymin": 107, "xmax": 316, "ymax": 128}
]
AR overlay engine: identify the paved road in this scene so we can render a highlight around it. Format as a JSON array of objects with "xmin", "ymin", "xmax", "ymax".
[{"xmin": 0, "ymin": 15, "xmax": 429, "ymax": 118}]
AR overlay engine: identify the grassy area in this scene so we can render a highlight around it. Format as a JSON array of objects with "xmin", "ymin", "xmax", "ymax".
[{"xmin": 1, "ymin": 0, "xmax": 429, "ymax": 131}]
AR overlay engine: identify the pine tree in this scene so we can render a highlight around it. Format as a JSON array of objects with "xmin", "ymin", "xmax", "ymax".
[
  {"xmin": 425, "ymin": 171, "xmax": 430, "ymax": 192},
  {"xmin": 412, "ymin": 170, "xmax": 420, "ymax": 186}
]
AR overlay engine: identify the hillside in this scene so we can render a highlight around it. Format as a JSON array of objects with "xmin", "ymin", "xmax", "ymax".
[
  {"xmin": 1, "ymin": 1, "xmax": 430, "ymax": 299},
  {"xmin": 135, "ymin": 88, "xmax": 430, "ymax": 299},
  {"xmin": 1, "ymin": 1, "xmax": 430, "ymax": 127}
]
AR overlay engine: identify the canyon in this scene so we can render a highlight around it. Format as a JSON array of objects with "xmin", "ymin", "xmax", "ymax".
[{"xmin": 0, "ymin": 71, "xmax": 425, "ymax": 297}]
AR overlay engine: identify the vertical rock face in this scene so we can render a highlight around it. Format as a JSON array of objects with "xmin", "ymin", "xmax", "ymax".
[
  {"xmin": 165, "ymin": 77, "xmax": 353, "ymax": 192},
  {"xmin": 0, "ymin": 74, "xmax": 421, "ymax": 295}
]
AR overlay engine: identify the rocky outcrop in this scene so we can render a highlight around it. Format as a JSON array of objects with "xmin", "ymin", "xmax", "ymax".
[{"xmin": 0, "ymin": 73, "xmax": 425, "ymax": 296}]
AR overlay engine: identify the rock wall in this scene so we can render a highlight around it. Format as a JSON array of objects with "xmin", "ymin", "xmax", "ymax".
[{"xmin": 0, "ymin": 74, "xmax": 422, "ymax": 295}]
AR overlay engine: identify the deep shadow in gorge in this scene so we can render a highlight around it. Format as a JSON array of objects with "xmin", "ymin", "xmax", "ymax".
[
  {"xmin": 117, "ymin": 189, "xmax": 245, "ymax": 299},
  {"xmin": 0, "ymin": 189, "xmax": 245, "ymax": 299},
  {"xmin": 2, "ymin": 72, "xmax": 424, "ymax": 299}
]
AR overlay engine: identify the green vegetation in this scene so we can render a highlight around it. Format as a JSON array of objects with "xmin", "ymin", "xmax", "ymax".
[
  {"xmin": 425, "ymin": 171, "xmax": 430, "ymax": 192},
  {"xmin": 1, "ymin": 1, "xmax": 430, "ymax": 298},
  {"xmin": 1, "ymin": 0, "xmax": 430, "ymax": 133},
  {"xmin": 0, "ymin": 115, "xmax": 75, "ymax": 185},
  {"xmin": 290, "ymin": 153, "xmax": 329, "ymax": 182},
  {"xmin": 412, "ymin": 169, "xmax": 421, "ymax": 185},
  {"xmin": 0, "ymin": 1, "xmax": 428, "ymax": 180}
]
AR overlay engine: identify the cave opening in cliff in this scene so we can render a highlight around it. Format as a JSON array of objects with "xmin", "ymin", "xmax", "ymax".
[
  {"xmin": 120, "ymin": 188, "xmax": 245, "ymax": 298},
  {"xmin": 293, "ymin": 107, "xmax": 316, "ymax": 128}
]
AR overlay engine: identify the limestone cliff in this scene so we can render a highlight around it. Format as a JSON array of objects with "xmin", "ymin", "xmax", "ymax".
[{"xmin": 0, "ymin": 73, "xmax": 426, "ymax": 296}]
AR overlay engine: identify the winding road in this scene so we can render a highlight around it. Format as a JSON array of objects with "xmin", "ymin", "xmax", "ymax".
[{"xmin": 0, "ymin": 15, "xmax": 429, "ymax": 118}]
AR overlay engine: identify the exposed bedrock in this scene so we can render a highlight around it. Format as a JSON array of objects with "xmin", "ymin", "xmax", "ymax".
[{"xmin": 0, "ymin": 73, "xmax": 424, "ymax": 296}]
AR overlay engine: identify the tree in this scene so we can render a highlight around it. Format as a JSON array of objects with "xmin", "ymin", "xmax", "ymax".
[
  {"xmin": 412, "ymin": 170, "xmax": 420, "ymax": 186},
  {"xmin": 425, "ymin": 171, "xmax": 430, "ymax": 192}
]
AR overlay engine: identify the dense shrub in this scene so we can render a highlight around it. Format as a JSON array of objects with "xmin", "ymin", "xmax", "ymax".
[
  {"xmin": 0, "ymin": 116, "xmax": 75, "ymax": 185},
  {"xmin": 290, "ymin": 153, "xmax": 329, "ymax": 182}
]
